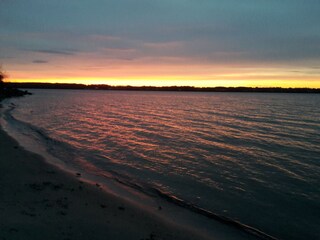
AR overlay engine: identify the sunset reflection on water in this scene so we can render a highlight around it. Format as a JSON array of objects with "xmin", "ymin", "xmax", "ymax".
[{"xmin": 6, "ymin": 90, "xmax": 320, "ymax": 240}]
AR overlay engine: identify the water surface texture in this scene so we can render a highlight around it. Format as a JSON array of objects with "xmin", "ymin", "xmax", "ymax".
[{"xmin": 3, "ymin": 90, "xmax": 320, "ymax": 239}]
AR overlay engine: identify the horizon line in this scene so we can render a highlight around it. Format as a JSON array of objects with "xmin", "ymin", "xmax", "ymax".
[{"xmin": 6, "ymin": 82, "xmax": 320, "ymax": 92}]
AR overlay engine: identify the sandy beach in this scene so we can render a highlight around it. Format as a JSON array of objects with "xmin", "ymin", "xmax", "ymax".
[
  {"xmin": 1, "ymin": 120, "xmax": 259, "ymax": 240},
  {"xmin": 1, "ymin": 125, "xmax": 218, "ymax": 240}
]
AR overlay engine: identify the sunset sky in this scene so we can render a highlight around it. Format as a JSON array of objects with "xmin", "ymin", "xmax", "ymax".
[{"xmin": 1, "ymin": 0, "xmax": 320, "ymax": 87}]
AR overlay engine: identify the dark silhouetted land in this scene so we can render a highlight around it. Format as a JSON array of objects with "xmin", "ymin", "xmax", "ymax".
[
  {"xmin": 5, "ymin": 82, "xmax": 320, "ymax": 93},
  {"xmin": 0, "ymin": 84, "xmax": 31, "ymax": 101}
]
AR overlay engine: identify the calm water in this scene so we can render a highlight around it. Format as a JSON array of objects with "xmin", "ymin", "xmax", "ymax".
[{"xmin": 2, "ymin": 90, "xmax": 320, "ymax": 239}]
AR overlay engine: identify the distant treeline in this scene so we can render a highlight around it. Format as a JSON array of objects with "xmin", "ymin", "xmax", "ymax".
[{"xmin": 5, "ymin": 82, "xmax": 320, "ymax": 93}]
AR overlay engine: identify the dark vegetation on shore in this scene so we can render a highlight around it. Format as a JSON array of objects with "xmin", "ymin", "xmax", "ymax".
[
  {"xmin": 0, "ymin": 72, "xmax": 31, "ymax": 101},
  {"xmin": 6, "ymin": 82, "xmax": 320, "ymax": 93}
]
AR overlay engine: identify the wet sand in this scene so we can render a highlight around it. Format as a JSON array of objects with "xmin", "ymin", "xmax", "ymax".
[
  {"xmin": 0, "ymin": 121, "xmax": 261, "ymax": 240},
  {"xmin": 0, "ymin": 126, "xmax": 216, "ymax": 240}
]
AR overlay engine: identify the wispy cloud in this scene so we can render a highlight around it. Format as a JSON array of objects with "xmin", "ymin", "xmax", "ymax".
[
  {"xmin": 33, "ymin": 60, "xmax": 48, "ymax": 64},
  {"xmin": 1, "ymin": 0, "xmax": 319, "ymax": 86},
  {"xmin": 34, "ymin": 49, "xmax": 75, "ymax": 55}
]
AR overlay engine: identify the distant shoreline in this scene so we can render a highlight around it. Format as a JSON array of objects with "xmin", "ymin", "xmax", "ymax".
[{"xmin": 5, "ymin": 82, "xmax": 320, "ymax": 93}]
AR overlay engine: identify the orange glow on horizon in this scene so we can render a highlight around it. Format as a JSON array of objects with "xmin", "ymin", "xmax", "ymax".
[
  {"xmin": 8, "ymin": 77, "xmax": 320, "ymax": 88},
  {"xmin": 5, "ymin": 59, "xmax": 320, "ymax": 88}
]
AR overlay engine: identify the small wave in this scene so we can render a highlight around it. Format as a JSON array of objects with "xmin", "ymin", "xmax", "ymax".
[
  {"xmin": 3, "ymin": 91, "xmax": 318, "ymax": 240},
  {"xmin": 153, "ymin": 189, "xmax": 278, "ymax": 240},
  {"xmin": 2, "ymin": 101, "xmax": 278, "ymax": 240},
  {"xmin": 2, "ymin": 105, "xmax": 78, "ymax": 167},
  {"xmin": 97, "ymin": 170, "xmax": 279, "ymax": 240}
]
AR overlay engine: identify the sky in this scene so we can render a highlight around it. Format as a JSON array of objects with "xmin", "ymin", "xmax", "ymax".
[{"xmin": 1, "ymin": 0, "xmax": 320, "ymax": 87}]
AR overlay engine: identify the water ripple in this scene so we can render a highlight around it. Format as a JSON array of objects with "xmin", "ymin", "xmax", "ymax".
[{"xmin": 7, "ymin": 90, "xmax": 320, "ymax": 240}]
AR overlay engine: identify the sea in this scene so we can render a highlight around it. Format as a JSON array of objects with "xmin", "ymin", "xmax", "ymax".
[{"xmin": 1, "ymin": 89, "xmax": 319, "ymax": 240}]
